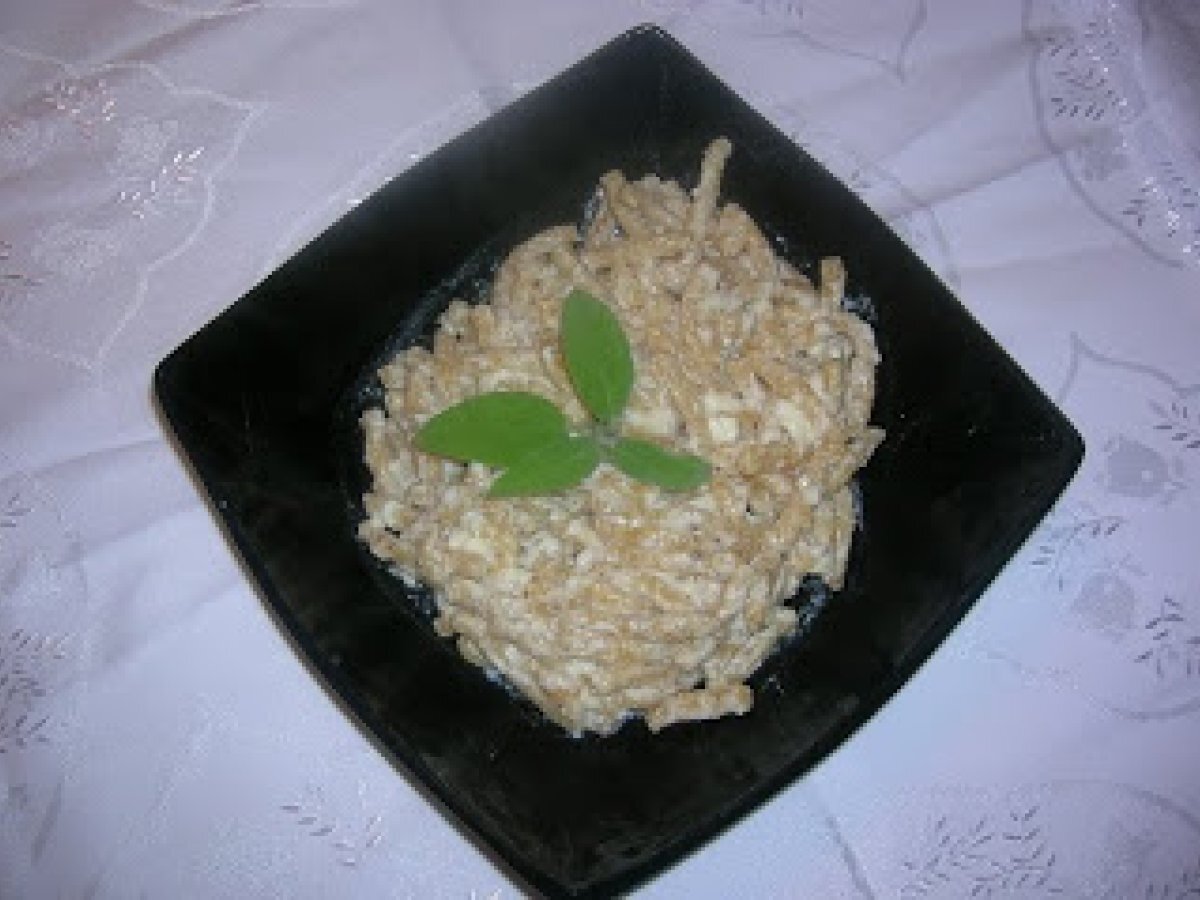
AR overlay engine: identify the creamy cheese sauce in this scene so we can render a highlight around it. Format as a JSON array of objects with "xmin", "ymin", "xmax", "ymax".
[{"xmin": 359, "ymin": 139, "xmax": 883, "ymax": 734}]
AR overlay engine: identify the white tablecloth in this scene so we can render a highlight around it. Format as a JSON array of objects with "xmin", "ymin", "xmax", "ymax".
[{"xmin": 2, "ymin": 1, "xmax": 1198, "ymax": 896}]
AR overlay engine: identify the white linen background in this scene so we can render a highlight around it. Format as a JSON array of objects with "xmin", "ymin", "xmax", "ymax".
[{"xmin": 1, "ymin": 0, "xmax": 1198, "ymax": 896}]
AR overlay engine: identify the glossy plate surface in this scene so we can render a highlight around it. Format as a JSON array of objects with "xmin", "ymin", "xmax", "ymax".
[{"xmin": 154, "ymin": 24, "xmax": 1084, "ymax": 899}]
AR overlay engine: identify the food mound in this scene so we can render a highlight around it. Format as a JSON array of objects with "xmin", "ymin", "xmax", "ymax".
[{"xmin": 359, "ymin": 139, "xmax": 883, "ymax": 735}]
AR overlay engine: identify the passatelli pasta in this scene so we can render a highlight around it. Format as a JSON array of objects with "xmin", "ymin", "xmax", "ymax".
[{"xmin": 359, "ymin": 139, "xmax": 883, "ymax": 735}]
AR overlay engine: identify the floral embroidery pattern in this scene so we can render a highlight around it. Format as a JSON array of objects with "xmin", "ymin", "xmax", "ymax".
[
  {"xmin": 1134, "ymin": 596, "xmax": 1200, "ymax": 680},
  {"xmin": 43, "ymin": 76, "xmax": 117, "ymax": 133},
  {"xmin": 900, "ymin": 806, "xmax": 1066, "ymax": 897},
  {"xmin": 0, "ymin": 42, "xmax": 260, "ymax": 367},
  {"xmin": 1152, "ymin": 399, "xmax": 1200, "ymax": 450},
  {"xmin": 1026, "ymin": 0, "xmax": 1200, "ymax": 267},
  {"xmin": 974, "ymin": 336, "xmax": 1200, "ymax": 718},
  {"xmin": 873, "ymin": 783, "xmax": 1200, "ymax": 899},
  {"xmin": 0, "ymin": 629, "xmax": 68, "ymax": 754},
  {"xmin": 1028, "ymin": 506, "xmax": 1124, "ymax": 592},
  {"xmin": 0, "ymin": 241, "xmax": 40, "ymax": 315},
  {"xmin": 0, "ymin": 484, "xmax": 34, "ymax": 530},
  {"xmin": 117, "ymin": 146, "xmax": 205, "ymax": 220},
  {"xmin": 280, "ymin": 783, "xmax": 385, "ymax": 867},
  {"xmin": 1038, "ymin": 17, "xmax": 1130, "ymax": 123},
  {"xmin": 0, "ymin": 474, "xmax": 84, "ymax": 755},
  {"xmin": 1144, "ymin": 854, "xmax": 1200, "ymax": 899},
  {"xmin": 0, "ymin": 467, "xmax": 88, "ymax": 888}
]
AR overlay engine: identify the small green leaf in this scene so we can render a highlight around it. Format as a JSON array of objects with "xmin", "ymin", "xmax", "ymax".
[
  {"xmin": 611, "ymin": 437, "xmax": 711, "ymax": 492},
  {"xmin": 488, "ymin": 435, "xmax": 601, "ymax": 497},
  {"xmin": 561, "ymin": 288, "xmax": 634, "ymax": 425},
  {"xmin": 414, "ymin": 391, "xmax": 568, "ymax": 467}
]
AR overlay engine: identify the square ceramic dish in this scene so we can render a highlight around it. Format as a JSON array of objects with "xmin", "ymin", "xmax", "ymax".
[{"xmin": 154, "ymin": 24, "xmax": 1084, "ymax": 898}]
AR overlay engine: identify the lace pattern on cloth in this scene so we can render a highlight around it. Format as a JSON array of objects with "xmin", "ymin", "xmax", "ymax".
[
  {"xmin": 1027, "ymin": 0, "xmax": 1200, "ymax": 267},
  {"xmin": 0, "ymin": 41, "xmax": 260, "ymax": 369}
]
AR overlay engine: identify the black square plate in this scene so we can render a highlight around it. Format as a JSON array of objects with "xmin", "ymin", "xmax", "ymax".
[{"xmin": 154, "ymin": 24, "xmax": 1084, "ymax": 899}]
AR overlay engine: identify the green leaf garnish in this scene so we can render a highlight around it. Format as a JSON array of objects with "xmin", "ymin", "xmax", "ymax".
[
  {"xmin": 409, "ymin": 288, "xmax": 710, "ymax": 498},
  {"xmin": 560, "ymin": 288, "xmax": 634, "ymax": 425},
  {"xmin": 488, "ymin": 435, "xmax": 601, "ymax": 497},
  {"xmin": 414, "ymin": 391, "xmax": 568, "ymax": 467},
  {"xmin": 611, "ymin": 437, "xmax": 712, "ymax": 492}
]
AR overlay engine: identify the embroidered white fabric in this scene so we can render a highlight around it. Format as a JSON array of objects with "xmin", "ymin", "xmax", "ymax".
[{"xmin": 1, "ymin": 0, "xmax": 1197, "ymax": 896}]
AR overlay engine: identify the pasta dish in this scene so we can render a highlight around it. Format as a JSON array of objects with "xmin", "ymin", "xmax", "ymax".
[{"xmin": 358, "ymin": 139, "xmax": 883, "ymax": 734}]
